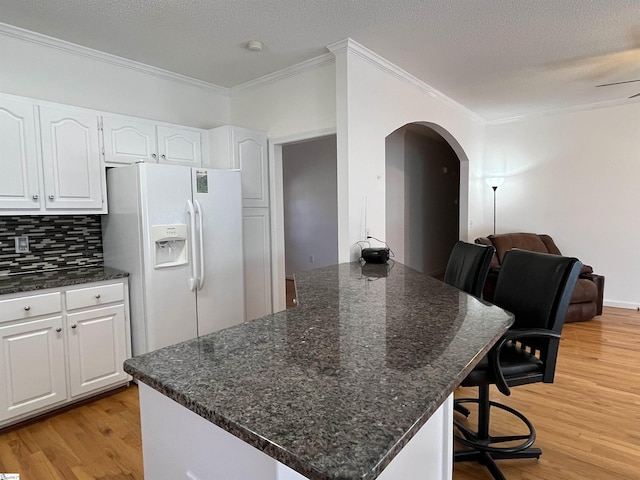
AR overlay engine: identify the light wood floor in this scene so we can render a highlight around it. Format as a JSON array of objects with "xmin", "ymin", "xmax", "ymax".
[
  {"xmin": 0, "ymin": 307, "xmax": 638, "ymax": 479},
  {"xmin": 454, "ymin": 307, "xmax": 640, "ymax": 479},
  {"xmin": 0, "ymin": 387, "xmax": 142, "ymax": 479}
]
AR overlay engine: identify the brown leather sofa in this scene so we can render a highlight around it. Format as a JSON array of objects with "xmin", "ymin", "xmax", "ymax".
[{"xmin": 475, "ymin": 233, "xmax": 604, "ymax": 323}]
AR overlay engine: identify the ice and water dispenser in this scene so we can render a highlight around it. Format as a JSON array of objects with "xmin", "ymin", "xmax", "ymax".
[{"xmin": 152, "ymin": 224, "xmax": 188, "ymax": 268}]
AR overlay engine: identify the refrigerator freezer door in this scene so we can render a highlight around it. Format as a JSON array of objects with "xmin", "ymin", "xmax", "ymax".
[
  {"xmin": 192, "ymin": 168, "xmax": 245, "ymax": 335},
  {"xmin": 138, "ymin": 164, "xmax": 198, "ymax": 352}
]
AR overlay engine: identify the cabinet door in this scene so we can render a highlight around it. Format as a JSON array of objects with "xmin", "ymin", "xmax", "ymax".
[
  {"xmin": 0, "ymin": 97, "xmax": 42, "ymax": 211},
  {"xmin": 243, "ymin": 208, "xmax": 272, "ymax": 321},
  {"xmin": 102, "ymin": 116, "xmax": 158, "ymax": 165},
  {"xmin": 232, "ymin": 129, "xmax": 268, "ymax": 207},
  {"xmin": 157, "ymin": 125, "xmax": 202, "ymax": 167},
  {"xmin": 67, "ymin": 304, "xmax": 129, "ymax": 397},
  {"xmin": 0, "ymin": 316, "xmax": 67, "ymax": 422},
  {"xmin": 39, "ymin": 106, "xmax": 105, "ymax": 211}
]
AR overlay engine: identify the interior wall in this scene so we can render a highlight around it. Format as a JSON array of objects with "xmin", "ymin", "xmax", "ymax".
[
  {"xmin": 0, "ymin": 30, "xmax": 230, "ymax": 128},
  {"xmin": 385, "ymin": 130, "xmax": 406, "ymax": 263},
  {"xmin": 334, "ymin": 42, "xmax": 486, "ymax": 263},
  {"xmin": 282, "ymin": 136, "xmax": 338, "ymax": 276},
  {"xmin": 483, "ymin": 101, "xmax": 640, "ymax": 308},
  {"xmin": 230, "ymin": 61, "xmax": 337, "ymax": 138}
]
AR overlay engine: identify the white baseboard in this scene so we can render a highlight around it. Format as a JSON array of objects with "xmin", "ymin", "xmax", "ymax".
[{"xmin": 603, "ymin": 300, "xmax": 640, "ymax": 310}]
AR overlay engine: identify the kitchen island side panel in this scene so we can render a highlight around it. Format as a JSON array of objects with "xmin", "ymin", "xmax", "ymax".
[{"xmin": 139, "ymin": 382, "xmax": 453, "ymax": 480}]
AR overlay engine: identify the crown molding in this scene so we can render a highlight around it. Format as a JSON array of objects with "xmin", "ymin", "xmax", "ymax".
[
  {"xmin": 231, "ymin": 53, "xmax": 335, "ymax": 93},
  {"xmin": 488, "ymin": 96, "xmax": 640, "ymax": 125},
  {"xmin": 327, "ymin": 38, "xmax": 485, "ymax": 124},
  {"xmin": 0, "ymin": 22, "xmax": 230, "ymax": 96}
]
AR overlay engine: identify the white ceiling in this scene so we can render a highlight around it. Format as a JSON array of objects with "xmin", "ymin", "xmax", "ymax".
[{"xmin": 1, "ymin": 0, "xmax": 640, "ymax": 121}]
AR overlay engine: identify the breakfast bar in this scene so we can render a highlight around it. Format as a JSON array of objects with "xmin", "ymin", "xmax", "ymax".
[{"xmin": 124, "ymin": 262, "xmax": 513, "ymax": 480}]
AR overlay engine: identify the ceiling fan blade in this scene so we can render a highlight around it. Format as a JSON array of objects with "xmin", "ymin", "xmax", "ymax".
[
  {"xmin": 629, "ymin": 92, "xmax": 640, "ymax": 99},
  {"xmin": 596, "ymin": 79, "xmax": 640, "ymax": 88}
]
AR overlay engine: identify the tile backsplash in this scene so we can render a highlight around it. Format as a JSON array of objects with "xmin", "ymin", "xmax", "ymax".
[{"xmin": 0, "ymin": 215, "xmax": 103, "ymax": 276}]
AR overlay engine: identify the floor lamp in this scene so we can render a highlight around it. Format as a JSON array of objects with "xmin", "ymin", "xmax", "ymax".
[{"xmin": 485, "ymin": 177, "xmax": 504, "ymax": 235}]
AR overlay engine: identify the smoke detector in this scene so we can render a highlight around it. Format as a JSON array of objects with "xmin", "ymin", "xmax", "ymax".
[{"xmin": 246, "ymin": 40, "xmax": 264, "ymax": 52}]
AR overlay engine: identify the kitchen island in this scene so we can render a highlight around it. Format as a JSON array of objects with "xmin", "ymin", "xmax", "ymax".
[{"xmin": 124, "ymin": 262, "xmax": 513, "ymax": 480}]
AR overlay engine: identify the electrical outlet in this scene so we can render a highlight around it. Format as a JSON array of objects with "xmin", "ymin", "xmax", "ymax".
[{"xmin": 14, "ymin": 236, "xmax": 30, "ymax": 253}]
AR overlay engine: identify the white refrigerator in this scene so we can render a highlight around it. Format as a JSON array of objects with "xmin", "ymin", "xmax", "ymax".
[{"xmin": 102, "ymin": 163, "xmax": 245, "ymax": 356}]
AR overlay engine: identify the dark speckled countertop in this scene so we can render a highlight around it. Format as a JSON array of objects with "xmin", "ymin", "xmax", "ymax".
[
  {"xmin": 124, "ymin": 261, "xmax": 513, "ymax": 480},
  {"xmin": 0, "ymin": 266, "xmax": 129, "ymax": 295}
]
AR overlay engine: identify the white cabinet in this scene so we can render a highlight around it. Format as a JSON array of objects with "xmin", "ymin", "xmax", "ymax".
[
  {"xmin": 157, "ymin": 125, "xmax": 202, "ymax": 167},
  {"xmin": 67, "ymin": 304, "xmax": 128, "ymax": 397},
  {"xmin": 0, "ymin": 97, "xmax": 41, "ymax": 211},
  {"xmin": 0, "ymin": 279, "xmax": 131, "ymax": 427},
  {"xmin": 101, "ymin": 116, "xmax": 158, "ymax": 165},
  {"xmin": 208, "ymin": 126, "xmax": 272, "ymax": 319},
  {"xmin": 208, "ymin": 126, "xmax": 268, "ymax": 208},
  {"xmin": 39, "ymin": 105, "xmax": 105, "ymax": 211},
  {"xmin": 243, "ymin": 208, "xmax": 272, "ymax": 321},
  {"xmin": 0, "ymin": 95, "xmax": 106, "ymax": 215},
  {"xmin": 0, "ymin": 308, "xmax": 67, "ymax": 422},
  {"xmin": 102, "ymin": 115, "xmax": 202, "ymax": 167}
]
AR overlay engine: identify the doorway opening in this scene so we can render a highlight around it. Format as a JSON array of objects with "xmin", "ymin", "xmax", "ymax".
[
  {"xmin": 385, "ymin": 123, "xmax": 462, "ymax": 277},
  {"xmin": 281, "ymin": 134, "xmax": 338, "ymax": 307}
]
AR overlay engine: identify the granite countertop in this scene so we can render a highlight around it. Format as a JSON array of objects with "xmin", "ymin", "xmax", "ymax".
[
  {"xmin": 124, "ymin": 261, "xmax": 513, "ymax": 480},
  {"xmin": 0, "ymin": 266, "xmax": 129, "ymax": 295}
]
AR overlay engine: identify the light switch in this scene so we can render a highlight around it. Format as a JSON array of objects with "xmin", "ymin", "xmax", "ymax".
[{"xmin": 14, "ymin": 235, "xmax": 30, "ymax": 253}]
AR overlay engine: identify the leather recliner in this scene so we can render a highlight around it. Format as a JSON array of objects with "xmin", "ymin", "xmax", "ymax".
[{"xmin": 475, "ymin": 233, "xmax": 604, "ymax": 323}]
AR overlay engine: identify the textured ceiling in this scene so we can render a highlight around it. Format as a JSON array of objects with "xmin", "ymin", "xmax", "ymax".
[{"xmin": 1, "ymin": 0, "xmax": 640, "ymax": 120}]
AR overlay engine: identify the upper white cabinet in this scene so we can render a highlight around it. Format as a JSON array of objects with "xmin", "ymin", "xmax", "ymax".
[
  {"xmin": 1, "ymin": 92, "xmax": 207, "ymax": 215},
  {"xmin": 157, "ymin": 125, "xmax": 202, "ymax": 166},
  {"xmin": 39, "ymin": 106, "xmax": 105, "ymax": 211},
  {"xmin": 208, "ymin": 126, "xmax": 268, "ymax": 208},
  {"xmin": 101, "ymin": 116, "xmax": 157, "ymax": 165},
  {"xmin": 102, "ymin": 115, "xmax": 202, "ymax": 167},
  {"xmin": 0, "ymin": 97, "xmax": 42, "ymax": 211},
  {"xmin": 0, "ymin": 95, "xmax": 106, "ymax": 215}
]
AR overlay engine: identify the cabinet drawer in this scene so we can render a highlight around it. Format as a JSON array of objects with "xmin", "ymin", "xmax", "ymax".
[
  {"xmin": 66, "ymin": 283, "xmax": 124, "ymax": 310},
  {"xmin": 0, "ymin": 292, "xmax": 62, "ymax": 323}
]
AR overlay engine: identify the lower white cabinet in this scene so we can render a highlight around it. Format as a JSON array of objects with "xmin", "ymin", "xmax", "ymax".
[
  {"xmin": 243, "ymin": 208, "xmax": 272, "ymax": 321},
  {"xmin": 0, "ymin": 314, "xmax": 67, "ymax": 421},
  {"xmin": 67, "ymin": 304, "xmax": 129, "ymax": 397},
  {"xmin": 0, "ymin": 279, "xmax": 131, "ymax": 427}
]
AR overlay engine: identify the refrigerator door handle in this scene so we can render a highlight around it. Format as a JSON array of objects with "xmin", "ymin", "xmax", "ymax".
[
  {"xmin": 186, "ymin": 199, "xmax": 198, "ymax": 292},
  {"xmin": 194, "ymin": 199, "xmax": 206, "ymax": 290}
]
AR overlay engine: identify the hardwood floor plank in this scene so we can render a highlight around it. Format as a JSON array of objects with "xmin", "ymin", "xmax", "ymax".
[
  {"xmin": 453, "ymin": 307, "xmax": 640, "ymax": 480},
  {"xmin": 0, "ymin": 387, "xmax": 143, "ymax": 479}
]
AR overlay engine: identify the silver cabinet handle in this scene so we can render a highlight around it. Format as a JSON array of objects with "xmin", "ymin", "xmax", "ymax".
[
  {"xmin": 95, "ymin": 294, "xmax": 101, "ymax": 299},
  {"xmin": 71, "ymin": 324, "xmax": 77, "ymax": 329},
  {"xmin": 32, "ymin": 194, "xmax": 39, "ymax": 200},
  {"xmin": 161, "ymin": 154, "xmax": 166, "ymax": 159},
  {"xmin": 24, "ymin": 305, "xmax": 31, "ymax": 311},
  {"xmin": 48, "ymin": 194, "xmax": 55, "ymax": 200},
  {"xmin": 56, "ymin": 327, "xmax": 62, "ymax": 333},
  {"xmin": 152, "ymin": 153, "xmax": 157, "ymax": 159}
]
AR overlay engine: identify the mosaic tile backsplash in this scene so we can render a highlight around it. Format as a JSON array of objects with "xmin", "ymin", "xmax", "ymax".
[{"xmin": 0, "ymin": 215, "xmax": 103, "ymax": 276}]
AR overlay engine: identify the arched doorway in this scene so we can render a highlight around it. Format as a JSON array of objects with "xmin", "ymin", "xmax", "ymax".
[{"xmin": 385, "ymin": 123, "xmax": 464, "ymax": 277}]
